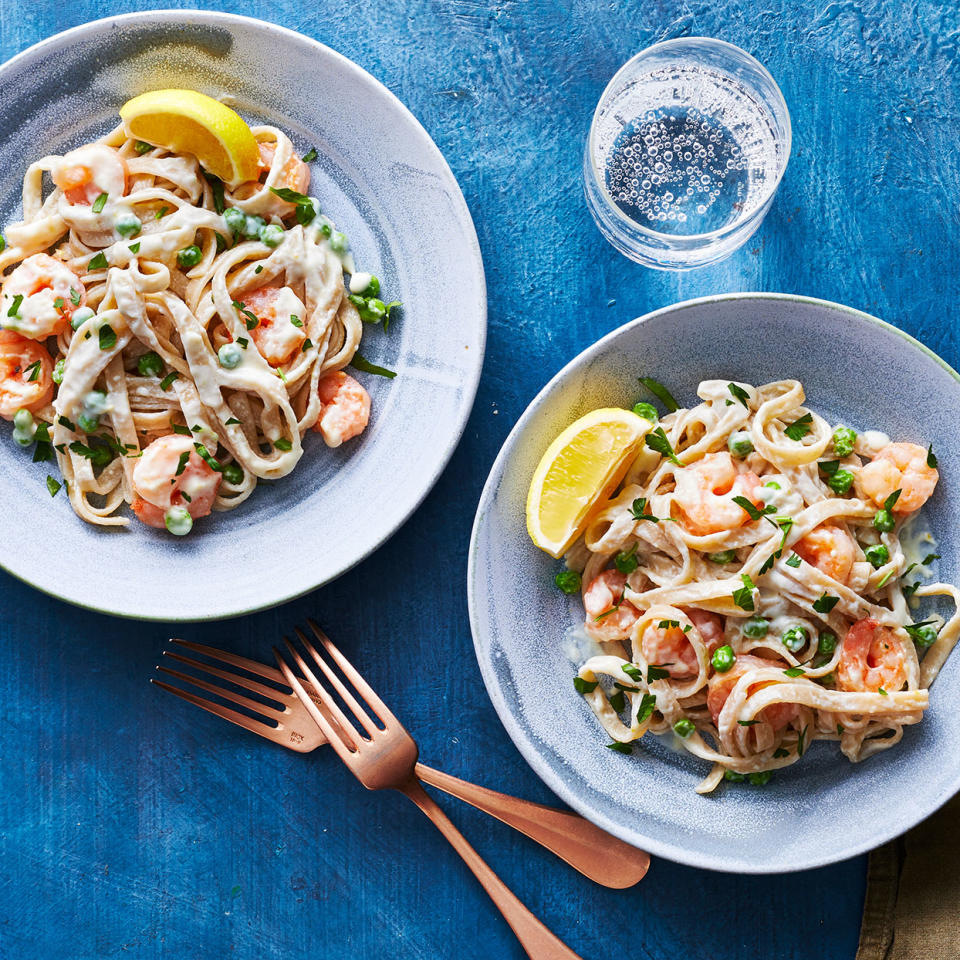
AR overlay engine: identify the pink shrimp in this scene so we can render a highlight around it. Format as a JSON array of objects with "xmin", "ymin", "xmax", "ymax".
[
  {"xmin": 1, "ymin": 254, "xmax": 86, "ymax": 339},
  {"xmin": 131, "ymin": 435, "xmax": 222, "ymax": 530},
  {"xmin": 257, "ymin": 141, "xmax": 310, "ymax": 217},
  {"xmin": 241, "ymin": 285, "xmax": 307, "ymax": 367},
  {"xmin": 793, "ymin": 524, "xmax": 856, "ymax": 584},
  {"xmin": 51, "ymin": 144, "xmax": 128, "ymax": 207},
  {"xmin": 640, "ymin": 608, "xmax": 724, "ymax": 679},
  {"xmin": 583, "ymin": 569, "xmax": 639, "ymax": 641},
  {"xmin": 707, "ymin": 654, "xmax": 800, "ymax": 730},
  {"xmin": 858, "ymin": 442, "xmax": 939, "ymax": 514},
  {"xmin": 836, "ymin": 618, "xmax": 908, "ymax": 693},
  {"xmin": 673, "ymin": 452, "xmax": 765, "ymax": 536},
  {"xmin": 314, "ymin": 371, "xmax": 370, "ymax": 448},
  {"xmin": 0, "ymin": 331, "xmax": 53, "ymax": 419}
]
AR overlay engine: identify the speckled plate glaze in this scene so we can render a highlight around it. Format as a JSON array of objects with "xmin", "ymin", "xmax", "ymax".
[
  {"xmin": 0, "ymin": 12, "xmax": 485, "ymax": 620},
  {"xmin": 469, "ymin": 293, "xmax": 960, "ymax": 873}
]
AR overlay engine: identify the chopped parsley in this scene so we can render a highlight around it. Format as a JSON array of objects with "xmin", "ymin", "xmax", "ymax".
[
  {"xmin": 645, "ymin": 426, "xmax": 681, "ymax": 466},
  {"xmin": 7, "ymin": 293, "xmax": 23, "ymax": 317},
  {"xmin": 637, "ymin": 376, "xmax": 679, "ymax": 412},
  {"xmin": 203, "ymin": 171, "xmax": 226, "ymax": 214},
  {"xmin": 737, "ymin": 719, "xmax": 760, "ymax": 727},
  {"xmin": 573, "ymin": 676, "xmax": 597, "ymax": 694},
  {"xmin": 647, "ymin": 664, "xmax": 672, "ymax": 682},
  {"xmin": 629, "ymin": 496, "xmax": 668, "ymax": 522},
  {"xmin": 797, "ymin": 724, "xmax": 809, "ymax": 755},
  {"xmin": 350, "ymin": 352, "xmax": 396, "ymax": 379},
  {"xmin": 91, "ymin": 192, "xmax": 108, "ymax": 213},
  {"xmin": 927, "ymin": 444, "xmax": 938, "ymax": 469},
  {"xmin": 621, "ymin": 663, "xmax": 643, "ymax": 683},
  {"xmin": 89, "ymin": 251, "xmax": 108, "ymax": 270},
  {"xmin": 232, "ymin": 300, "xmax": 259, "ymax": 329},
  {"xmin": 606, "ymin": 741, "xmax": 632, "ymax": 754},
  {"xmin": 883, "ymin": 489, "xmax": 902, "ymax": 511},
  {"xmin": 171, "ymin": 423, "xmax": 192, "ymax": 437},
  {"xmin": 784, "ymin": 413, "xmax": 813, "ymax": 441},
  {"xmin": 732, "ymin": 573, "xmax": 756, "ymax": 611},
  {"xmin": 773, "ymin": 747, "xmax": 790, "ymax": 759},
  {"xmin": 636, "ymin": 693, "xmax": 657, "ymax": 724},
  {"xmin": 302, "ymin": 338, "xmax": 313, "ymax": 352},
  {"xmin": 134, "ymin": 140, "xmax": 153, "ymax": 154},
  {"xmin": 58, "ymin": 416, "xmax": 76, "ymax": 431},
  {"xmin": 268, "ymin": 187, "xmax": 316, "ymax": 225},
  {"xmin": 785, "ymin": 553, "xmax": 802, "ymax": 568},
  {"xmin": 812, "ymin": 592, "xmax": 840, "ymax": 614},
  {"xmin": 69, "ymin": 286, "xmax": 81, "ymax": 306},
  {"xmin": 289, "ymin": 314, "xmax": 304, "ymax": 327},
  {"xmin": 174, "ymin": 451, "xmax": 190, "ymax": 476},
  {"xmin": 225, "ymin": 417, "xmax": 242, "ymax": 426},
  {"xmin": 129, "ymin": 242, "xmax": 141, "ymax": 253},
  {"xmin": 24, "ymin": 360, "xmax": 41, "ymax": 382},
  {"xmin": 53, "ymin": 296, "xmax": 65, "ymax": 313},
  {"xmin": 783, "ymin": 667, "xmax": 805, "ymax": 678},
  {"xmin": 301, "ymin": 147, "xmax": 318, "ymax": 163},
  {"xmin": 727, "ymin": 382, "xmax": 750, "ymax": 408},
  {"xmin": 609, "ymin": 690, "xmax": 626, "ymax": 713},
  {"xmin": 99, "ymin": 324, "xmax": 117, "ymax": 351},
  {"xmin": 274, "ymin": 437, "xmax": 293, "ymax": 452},
  {"xmin": 159, "ymin": 371, "xmax": 179, "ymax": 391},
  {"xmin": 46, "ymin": 475, "xmax": 61, "ymax": 497},
  {"xmin": 193, "ymin": 443, "xmax": 222, "ymax": 472},
  {"xmin": 732, "ymin": 496, "xmax": 776, "ymax": 523}
]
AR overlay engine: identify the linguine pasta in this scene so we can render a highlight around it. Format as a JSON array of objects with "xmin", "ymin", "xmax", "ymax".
[
  {"xmin": 566, "ymin": 379, "xmax": 956, "ymax": 792},
  {"xmin": 0, "ymin": 121, "xmax": 394, "ymax": 535}
]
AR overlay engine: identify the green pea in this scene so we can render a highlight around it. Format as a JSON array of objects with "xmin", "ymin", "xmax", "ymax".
[
  {"xmin": 827, "ymin": 469, "xmax": 855, "ymax": 495},
  {"xmin": 749, "ymin": 771, "xmax": 772, "ymax": 785},
  {"xmin": 164, "ymin": 506, "xmax": 193, "ymax": 536},
  {"xmin": 673, "ymin": 718, "xmax": 695, "ymax": 738},
  {"xmin": 554, "ymin": 569, "xmax": 582, "ymax": 594},
  {"xmin": 12, "ymin": 427, "xmax": 34, "ymax": 447},
  {"xmin": 115, "ymin": 215, "xmax": 141, "ymax": 238},
  {"xmin": 873, "ymin": 509, "xmax": 896, "ymax": 533},
  {"xmin": 218, "ymin": 343, "xmax": 244, "ymax": 369},
  {"xmin": 742, "ymin": 616, "xmax": 769, "ymax": 639},
  {"xmin": 708, "ymin": 549, "xmax": 737, "ymax": 564},
  {"xmin": 727, "ymin": 430, "xmax": 754, "ymax": 458},
  {"xmin": 614, "ymin": 545, "xmax": 638, "ymax": 575},
  {"xmin": 242, "ymin": 214, "xmax": 266, "ymax": 239},
  {"xmin": 724, "ymin": 769, "xmax": 746, "ymax": 782},
  {"xmin": 782, "ymin": 625, "xmax": 808, "ymax": 653},
  {"xmin": 221, "ymin": 462, "xmax": 244, "ymax": 485},
  {"xmin": 52, "ymin": 358, "xmax": 66, "ymax": 385},
  {"xmin": 137, "ymin": 352, "xmax": 163, "ymax": 377},
  {"xmin": 833, "ymin": 426, "xmax": 857, "ymax": 457},
  {"xmin": 632, "ymin": 401, "xmax": 658, "ymax": 422},
  {"xmin": 763, "ymin": 480, "xmax": 781, "ymax": 490},
  {"xmin": 711, "ymin": 645, "xmax": 736, "ymax": 673},
  {"xmin": 177, "ymin": 244, "xmax": 202, "ymax": 269},
  {"xmin": 360, "ymin": 274, "xmax": 380, "ymax": 298},
  {"xmin": 912, "ymin": 624, "xmax": 938, "ymax": 648},
  {"xmin": 70, "ymin": 306, "xmax": 95, "ymax": 330},
  {"xmin": 818, "ymin": 630, "xmax": 838, "ymax": 656},
  {"xmin": 864, "ymin": 544, "xmax": 890, "ymax": 569},
  {"xmin": 13, "ymin": 408, "xmax": 33, "ymax": 431},
  {"xmin": 77, "ymin": 390, "xmax": 108, "ymax": 433},
  {"xmin": 329, "ymin": 230, "xmax": 349, "ymax": 254},
  {"xmin": 223, "ymin": 206, "xmax": 246, "ymax": 235},
  {"xmin": 259, "ymin": 224, "xmax": 285, "ymax": 248}
]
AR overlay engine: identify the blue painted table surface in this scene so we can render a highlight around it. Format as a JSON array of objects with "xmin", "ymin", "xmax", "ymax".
[{"xmin": 2, "ymin": 1, "xmax": 958, "ymax": 958}]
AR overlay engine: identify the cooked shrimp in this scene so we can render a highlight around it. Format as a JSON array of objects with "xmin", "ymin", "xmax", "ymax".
[
  {"xmin": 859, "ymin": 442, "xmax": 939, "ymax": 513},
  {"xmin": 640, "ymin": 608, "xmax": 724, "ymax": 678},
  {"xmin": 707, "ymin": 654, "xmax": 800, "ymax": 730},
  {"xmin": 257, "ymin": 141, "xmax": 310, "ymax": 217},
  {"xmin": 794, "ymin": 524, "xmax": 856, "ymax": 584},
  {"xmin": 131, "ymin": 435, "xmax": 222, "ymax": 530},
  {"xmin": 0, "ymin": 331, "xmax": 53, "ymax": 419},
  {"xmin": 315, "ymin": 371, "xmax": 370, "ymax": 448},
  {"xmin": 1, "ymin": 254, "xmax": 86, "ymax": 339},
  {"xmin": 583, "ymin": 569, "xmax": 639, "ymax": 641},
  {"xmin": 241, "ymin": 285, "xmax": 308, "ymax": 367},
  {"xmin": 673, "ymin": 452, "xmax": 764, "ymax": 536},
  {"xmin": 837, "ymin": 618, "xmax": 908, "ymax": 693},
  {"xmin": 51, "ymin": 144, "xmax": 128, "ymax": 207}
]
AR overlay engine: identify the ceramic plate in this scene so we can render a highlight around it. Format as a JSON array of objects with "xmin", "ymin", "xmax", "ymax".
[
  {"xmin": 0, "ymin": 12, "xmax": 485, "ymax": 620},
  {"xmin": 468, "ymin": 293, "xmax": 960, "ymax": 872}
]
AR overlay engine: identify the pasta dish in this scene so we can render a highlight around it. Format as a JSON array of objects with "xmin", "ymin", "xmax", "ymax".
[
  {"xmin": 562, "ymin": 379, "xmax": 957, "ymax": 792},
  {"xmin": 0, "ymin": 109, "xmax": 395, "ymax": 535}
]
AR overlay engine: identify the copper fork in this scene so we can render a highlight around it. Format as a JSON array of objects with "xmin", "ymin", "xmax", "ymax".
[
  {"xmin": 152, "ymin": 635, "xmax": 649, "ymax": 889},
  {"xmin": 275, "ymin": 624, "xmax": 590, "ymax": 960}
]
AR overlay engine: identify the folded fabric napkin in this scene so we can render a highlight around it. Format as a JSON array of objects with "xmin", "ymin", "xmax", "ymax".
[{"xmin": 857, "ymin": 792, "xmax": 960, "ymax": 959}]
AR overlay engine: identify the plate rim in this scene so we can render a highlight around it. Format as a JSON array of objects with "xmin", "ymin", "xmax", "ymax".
[
  {"xmin": 0, "ymin": 9, "xmax": 487, "ymax": 622},
  {"xmin": 467, "ymin": 291, "xmax": 960, "ymax": 872}
]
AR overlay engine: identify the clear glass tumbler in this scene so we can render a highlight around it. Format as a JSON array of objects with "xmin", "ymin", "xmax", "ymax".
[{"xmin": 583, "ymin": 38, "xmax": 791, "ymax": 270}]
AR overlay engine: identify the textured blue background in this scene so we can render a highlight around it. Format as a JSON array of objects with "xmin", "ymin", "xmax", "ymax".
[{"xmin": 1, "ymin": 1, "xmax": 957, "ymax": 958}]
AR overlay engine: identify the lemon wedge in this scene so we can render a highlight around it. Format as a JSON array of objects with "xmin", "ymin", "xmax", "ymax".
[
  {"xmin": 119, "ymin": 89, "xmax": 260, "ymax": 186},
  {"xmin": 526, "ymin": 408, "xmax": 653, "ymax": 558}
]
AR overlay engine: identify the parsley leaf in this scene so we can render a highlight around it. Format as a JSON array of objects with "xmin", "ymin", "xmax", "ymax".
[
  {"xmin": 606, "ymin": 741, "xmax": 632, "ymax": 754},
  {"xmin": 727, "ymin": 382, "xmax": 750, "ymax": 408},
  {"xmin": 46, "ymin": 475, "xmax": 61, "ymax": 497},
  {"xmin": 171, "ymin": 423, "xmax": 192, "ymax": 437},
  {"xmin": 647, "ymin": 665, "xmax": 671, "ymax": 682},
  {"xmin": 350, "ymin": 352, "xmax": 396, "ymax": 379},
  {"xmin": 174, "ymin": 451, "xmax": 190, "ymax": 476},
  {"xmin": 301, "ymin": 147, "xmax": 318, "ymax": 163},
  {"xmin": 621, "ymin": 663, "xmax": 643, "ymax": 683},
  {"xmin": 99, "ymin": 324, "xmax": 117, "ymax": 351},
  {"xmin": 88, "ymin": 251, "xmax": 108, "ymax": 270},
  {"xmin": 732, "ymin": 573, "xmax": 756, "ymax": 611},
  {"xmin": 232, "ymin": 300, "xmax": 259, "ymax": 329},
  {"xmin": 812, "ymin": 593, "xmax": 839, "ymax": 614},
  {"xmin": 797, "ymin": 724, "xmax": 809, "ymax": 755},
  {"xmin": 69, "ymin": 286, "xmax": 81, "ymax": 306},
  {"xmin": 784, "ymin": 413, "xmax": 813, "ymax": 441},
  {"xmin": 91, "ymin": 192, "xmax": 108, "ymax": 213},
  {"xmin": 783, "ymin": 667, "xmax": 805, "ymax": 678},
  {"xmin": 573, "ymin": 676, "xmax": 598, "ymax": 694},
  {"xmin": 737, "ymin": 719, "xmax": 760, "ymax": 726},
  {"xmin": 927, "ymin": 444, "xmax": 938, "ymax": 469},
  {"xmin": 905, "ymin": 620, "xmax": 937, "ymax": 643},
  {"xmin": 636, "ymin": 693, "xmax": 657, "ymax": 724},
  {"xmin": 786, "ymin": 553, "xmax": 802, "ymax": 568},
  {"xmin": 159, "ymin": 371, "xmax": 179, "ymax": 391},
  {"xmin": 225, "ymin": 417, "xmax": 242, "ymax": 426},
  {"xmin": 638, "ymin": 376, "xmax": 679, "ymax": 412},
  {"xmin": 732, "ymin": 495, "xmax": 776, "ymax": 522},
  {"xmin": 609, "ymin": 690, "xmax": 626, "ymax": 713},
  {"xmin": 202, "ymin": 170, "xmax": 226, "ymax": 214},
  {"xmin": 883, "ymin": 489, "xmax": 902, "ymax": 512},
  {"xmin": 645, "ymin": 426, "xmax": 681, "ymax": 466}
]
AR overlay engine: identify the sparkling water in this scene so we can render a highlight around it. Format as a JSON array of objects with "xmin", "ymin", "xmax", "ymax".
[{"xmin": 593, "ymin": 63, "xmax": 784, "ymax": 237}]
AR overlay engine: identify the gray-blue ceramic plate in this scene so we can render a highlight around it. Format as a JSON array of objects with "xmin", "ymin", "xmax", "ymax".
[
  {"xmin": 468, "ymin": 293, "xmax": 960, "ymax": 872},
  {"xmin": 0, "ymin": 12, "xmax": 485, "ymax": 620}
]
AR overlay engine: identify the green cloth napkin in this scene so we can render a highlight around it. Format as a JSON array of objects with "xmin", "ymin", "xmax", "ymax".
[{"xmin": 857, "ymin": 793, "xmax": 960, "ymax": 959}]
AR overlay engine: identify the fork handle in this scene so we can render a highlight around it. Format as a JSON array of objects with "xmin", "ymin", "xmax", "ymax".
[
  {"xmin": 414, "ymin": 762, "xmax": 649, "ymax": 888},
  {"xmin": 399, "ymin": 779, "xmax": 585, "ymax": 960}
]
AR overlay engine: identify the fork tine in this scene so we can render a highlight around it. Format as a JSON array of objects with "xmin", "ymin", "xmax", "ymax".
[
  {"xmin": 274, "ymin": 644, "xmax": 356, "ymax": 765},
  {"xmin": 306, "ymin": 619, "xmax": 399, "ymax": 727},
  {"xmin": 170, "ymin": 639, "xmax": 287, "ymax": 685},
  {"xmin": 151, "ymin": 677, "xmax": 286, "ymax": 744},
  {"xmin": 294, "ymin": 627, "xmax": 381, "ymax": 737},
  {"xmin": 163, "ymin": 651, "xmax": 289, "ymax": 704},
  {"xmin": 157, "ymin": 665, "xmax": 284, "ymax": 720}
]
